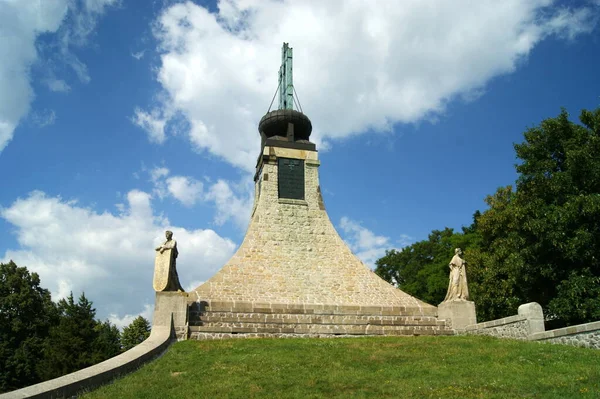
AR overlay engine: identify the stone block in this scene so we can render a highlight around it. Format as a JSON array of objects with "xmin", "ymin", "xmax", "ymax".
[
  {"xmin": 153, "ymin": 292, "xmax": 189, "ymax": 336},
  {"xmin": 438, "ymin": 300, "xmax": 476, "ymax": 331},
  {"xmin": 518, "ymin": 302, "xmax": 545, "ymax": 335}
]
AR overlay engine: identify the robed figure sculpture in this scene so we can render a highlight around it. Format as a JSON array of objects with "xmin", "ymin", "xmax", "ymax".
[
  {"xmin": 153, "ymin": 230, "xmax": 184, "ymax": 292},
  {"xmin": 443, "ymin": 248, "xmax": 469, "ymax": 302}
]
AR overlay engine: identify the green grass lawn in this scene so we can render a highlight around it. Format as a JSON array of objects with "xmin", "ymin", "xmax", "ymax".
[{"xmin": 85, "ymin": 336, "xmax": 600, "ymax": 399}]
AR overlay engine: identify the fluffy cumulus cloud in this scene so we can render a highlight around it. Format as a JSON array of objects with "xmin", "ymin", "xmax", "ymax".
[
  {"xmin": 204, "ymin": 179, "xmax": 253, "ymax": 228},
  {"xmin": 339, "ymin": 216, "xmax": 413, "ymax": 269},
  {"xmin": 132, "ymin": 108, "xmax": 169, "ymax": 144},
  {"xmin": 134, "ymin": 0, "xmax": 598, "ymax": 171},
  {"xmin": 0, "ymin": 0, "xmax": 116, "ymax": 153},
  {"xmin": 1, "ymin": 189, "xmax": 237, "ymax": 322},
  {"xmin": 166, "ymin": 176, "xmax": 204, "ymax": 207},
  {"xmin": 149, "ymin": 166, "xmax": 253, "ymax": 228}
]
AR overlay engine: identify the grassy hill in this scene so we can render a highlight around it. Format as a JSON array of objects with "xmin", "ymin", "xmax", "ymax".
[{"xmin": 85, "ymin": 336, "xmax": 599, "ymax": 398}]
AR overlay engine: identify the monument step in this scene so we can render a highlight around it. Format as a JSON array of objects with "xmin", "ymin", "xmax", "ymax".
[
  {"xmin": 189, "ymin": 300, "xmax": 438, "ymax": 317},
  {"xmin": 188, "ymin": 324, "xmax": 454, "ymax": 337},
  {"xmin": 190, "ymin": 312, "xmax": 446, "ymax": 327},
  {"xmin": 191, "ymin": 332, "xmax": 384, "ymax": 340}
]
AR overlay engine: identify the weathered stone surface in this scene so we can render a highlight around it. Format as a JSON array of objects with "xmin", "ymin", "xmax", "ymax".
[
  {"xmin": 441, "ymin": 248, "xmax": 469, "ymax": 302},
  {"xmin": 154, "ymin": 231, "xmax": 184, "ymax": 292},
  {"xmin": 187, "ymin": 303, "xmax": 453, "ymax": 340},
  {"xmin": 438, "ymin": 300, "xmax": 476, "ymax": 330},
  {"xmin": 192, "ymin": 146, "xmax": 434, "ymax": 315},
  {"xmin": 465, "ymin": 319, "xmax": 530, "ymax": 340},
  {"xmin": 462, "ymin": 303, "xmax": 546, "ymax": 340},
  {"xmin": 154, "ymin": 292, "xmax": 189, "ymax": 340},
  {"xmin": 153, "ymin": 249, "xmax": 171, "ymax": 292},
  {"xmin": 518, "ymin": 302, "xmax": 544, "ymax": 335},
  {"xmin": 530, "ymin": 320, "xmax": 600, "ymax": 350}
]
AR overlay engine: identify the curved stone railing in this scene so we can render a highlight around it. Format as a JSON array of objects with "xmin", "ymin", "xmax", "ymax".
[
  {"xmin": 0, "ymin": 318, "xmax": 174, "ymax": 399},
  {"xmin": 529, "ymin": 321, "xmax": 600, "ymax": 349}
]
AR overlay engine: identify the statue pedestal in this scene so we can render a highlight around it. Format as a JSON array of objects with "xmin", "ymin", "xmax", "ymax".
[
  {"xmin": 153, "ymin": 291, "xmax": 189, "ymax": 340},
  {"xmin": 438, "ymin": 300, "xmax": 476, "ymax": 330}
]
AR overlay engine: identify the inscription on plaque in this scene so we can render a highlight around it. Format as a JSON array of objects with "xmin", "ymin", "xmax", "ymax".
[{"xmin": 278, "ymin": 158, "xmax": 304, "ymax": 200}]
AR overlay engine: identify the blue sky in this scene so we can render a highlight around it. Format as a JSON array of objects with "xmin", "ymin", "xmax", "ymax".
[{"xmin": 1, "ymin": 0, "xmax": 599, "ymax": 327}]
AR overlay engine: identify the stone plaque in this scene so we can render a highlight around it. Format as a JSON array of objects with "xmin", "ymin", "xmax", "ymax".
[
  {"xmin": 153, "ymin": 248, "xmax": 172, "ymax": 291},
  {"xmin": 278, "ymin": 158, "xmax": 304, "ymax": 200}
]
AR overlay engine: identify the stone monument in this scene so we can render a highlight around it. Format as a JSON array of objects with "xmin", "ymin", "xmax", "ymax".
[
  {"xmin": 181, "ymin": 43, "xmax": 453, "ymax": 338},
  {"xmin": 438, "ymin": 248, "xmax": 476, "ymax": 330}
]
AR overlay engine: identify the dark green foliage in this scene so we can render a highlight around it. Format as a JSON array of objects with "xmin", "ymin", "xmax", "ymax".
[
  {"xmin": 92, "ymin": 320, "xmax": 122, "ymax": 363},
  {"xmin": 0, "ymin": 262, "xmax": 121, "ymax": 393},
  {"xmin": 470, "ymin": 108, "xmax": 600, "ymax": 324},
  {"xmin": 547, "ymin": 269, "xmax": 600, "ymax": 326},
  {"xmin": 375, "ymin": 219, "xmax": 481, "ymax": 306},
  {"xmin": 121, "ymin": 316, "xmax": 151, "ymax": 351},
  {"xmin": 37, "ymin": 293, "xmax": 121, "ymax": 381},
  {"xmin": 38, "ymin": 293, "xmax": 99, "ymax": 380},
  {"xmin": 0, "ymin": 261, "xmax": 57, "ymax": 393},
  {"xmin": 376, "ymin": 107, "xmax": 600, "ymax": 326}
]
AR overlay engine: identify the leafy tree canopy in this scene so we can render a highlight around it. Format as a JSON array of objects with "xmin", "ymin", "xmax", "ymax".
[
  {"xmin": 376, "ymin": 107, "xmax": 600, "ymax": 327},
  {"xmin": 375, "ymin": 221, "xmax": 481, "ymax": 306},
  {"xmin": 0, "ymin": 261, "xmax": 57, "ymax": 393},
  {"xmin": 470, "ymin": 108, "xmax": 600, "ymax": 325},
  {"xmin": 121, "ymin": 316, "xmax": 151, "ymax": 351},
  {"xmin": 38, "ymin": 292, "xmax": 121, "ymax": 380}
]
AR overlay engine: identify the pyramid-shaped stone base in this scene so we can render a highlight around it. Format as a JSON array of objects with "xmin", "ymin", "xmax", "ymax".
[{"xmin": 185, "ymin": 146, "xmax": 448, "ymax": 338}]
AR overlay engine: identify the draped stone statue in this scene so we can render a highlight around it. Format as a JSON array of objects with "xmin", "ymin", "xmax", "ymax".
[
  {"xmin": 438, "ymin": 248, "xmax": 476, "ymax": 329},
  {"xmin": 443, "ymin": 248, "xmax": 469, "ymax": 302},
  {"xmin": 153, "ymin": 230, "xmax": 184, "ymax": 292}
]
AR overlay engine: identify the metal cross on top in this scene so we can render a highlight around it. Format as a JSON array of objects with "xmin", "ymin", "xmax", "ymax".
[{"xmin": 278, "ymin": 42, "xmax": 294, "ymax": 110}]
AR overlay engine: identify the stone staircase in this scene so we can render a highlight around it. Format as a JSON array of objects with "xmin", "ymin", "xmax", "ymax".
[{"xmin": 186, "ymin": 300, "xmax": 454, "ymax": 340}]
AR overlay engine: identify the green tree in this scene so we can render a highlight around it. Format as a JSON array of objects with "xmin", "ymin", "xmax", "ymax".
[
  {"xmin": 470, "ymin": 107, "xmax": 600, "ymax": 325},
  {"xmin": 92, "ymin": 320, "xmax": 121, "ymax": 363},
  {"xmin": 38, "ymin": 292, "xmax": 99, "ymax": 380},
  {"xmin": 467, "ymin": 186, "xmax": 526, "ymax": 321},
  {"xmin": 375, "ymin": 222, "xmax": 481, "ymax": 306},
  {"xmin": 121, "ymin": 316, "xmax": 151, "ymax": 351},
  {"xmin": 0, "ymin": 261, "xmax": 57, "ymax": 393}
]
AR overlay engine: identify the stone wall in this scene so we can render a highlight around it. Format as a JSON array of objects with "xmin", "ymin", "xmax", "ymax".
[
  {"xmin": 463, "ymin": 303, "xmax": 545, "ymax": 340},
  {"xmin": 464, "ymin": 314, "xmax": 530, "ymax": 339},
  {"xmin": 463, "ymin": 302, "xmax": 600, "ymax": 350},
  {"xmin": 529, "ymin": 321, "xmax": 600, "ymax": 350}
]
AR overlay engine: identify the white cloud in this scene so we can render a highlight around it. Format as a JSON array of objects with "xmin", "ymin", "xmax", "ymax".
[
  {"xmin": 0, "ymin": 0, "xmax": 116, "ymax": 153},
  {"xmin": 132, "ymin": 50, "xmax": 146, "ymax": 60},
  {"xmin": 132, "ymin": 108, "xmax": 168, "ymax": 144},
  {"xmin": 108, "ymin": 303, "xmax": 154, "ymax": 330},
  {"xmin": 150, "ymin": 166, "xmax": 170, "ymax": 181},
  {"xmin": 45, "ymin": 78, "xmax": 71, "ymax": 93},
  {"xmin": 30, "ymin": 109, "xmax": 57, "ymax": 128},
  {"xmin": 166, "ymin": 175, "xmax": 203, "ymax": 207},
  {"xmin": 205, "ymin": 179, "xmax": 253, "ymax": 228},
  {"xmin": 148, "ymin": 166, "xmax": 252, "ymax": 228},
  {"xmin": 135, "ymin": 0, "xmax": 598, "ymax": 171},
  {"xmin": 339, "ymin": 217, "xmax": 412, "ymax": 269},
  {"xmin": 0, "ymin": 1, "xmax": 67, "ymax": 152},
  {"xmin": 149, "ymin": 166, "xmax": 170, "ymax": 199},
  {"xmin": 1, "ymin": 189, "xmax": 237, "ymax": 322},
  {"xmin": 397, "ymin": 234, "xmax": 415, "ymax": 249}
]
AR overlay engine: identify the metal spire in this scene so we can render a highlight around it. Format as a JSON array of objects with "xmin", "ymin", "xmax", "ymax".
[{"xmin": 278, "ymin": 43, "xmax": 294, "ymax": 110}]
